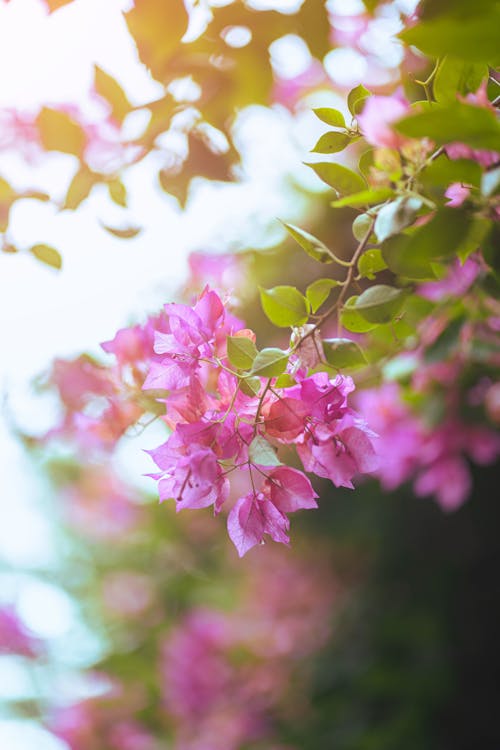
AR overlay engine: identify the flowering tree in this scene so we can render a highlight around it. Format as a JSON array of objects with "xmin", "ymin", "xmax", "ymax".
[{"xmin": 2, "ymin": 0, "xmax": 500, "ymax": 747}]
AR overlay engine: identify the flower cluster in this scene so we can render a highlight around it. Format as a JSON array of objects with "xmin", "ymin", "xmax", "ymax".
[{"xmin": 142, "ymin": 287, "xmax": 377, "ymax": 556}]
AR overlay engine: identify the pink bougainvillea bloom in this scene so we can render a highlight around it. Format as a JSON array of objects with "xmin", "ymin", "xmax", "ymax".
[
  {"xmin": 263, "ymin": 466, "xmax": 318, "ymax": 513},
  {"xmin": 444, "ymin": 181, "xmax": 471, "ymax": 207},
  {"xmin": 0, "ymin": 606, "xmax": 42, "ymax": 658},
  {"xmin": 414, "ymin": 455, "xmax": 472, "ymax": 512},
  {"xmin": 418, "ymin": 255, "xmax": 481, "ymax": 302},
  {"xmin": 227, "ymin": 492, "xmax": 290, "ymax": 557},
  {"xmin": 357, "ymin": 93, "xmax": 411, "ymax": 149}
]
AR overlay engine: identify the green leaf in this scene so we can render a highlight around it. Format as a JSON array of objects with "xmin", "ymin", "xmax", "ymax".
[
  {"xmin": 340, "ymin": 296, "xmax": 378, "ymax": 333},
  {"xmin": 352, "ymin": 213, "xmax": 375, "ymax": 242},
  {"xmin": 405, "ymin": 207, "xmax": 472, "ymax": 261},
  {"xmin": 306, "ymin": 278, "xmax": 340, "ymax": 313},
  {"xmin": 274, "ymin": 373, "xmax": 296, "ymax": 388},
  {"xmin": 101, "ymin": 224, "xmax": 142, "ymax": 239},
  {"xmin": 433, "ymin": 57, "xmax": 489, "ymax": 104},
  {"xmin": 64, "ymin": 167, "xmax": 98, "ymax": 210},
  {"xmin": 36, "ymin": 107, "xmax": 86, "ymax": 156},
  {"xmin": 323, "ymin": 338, "xmax": 367, "ymax": 369},
  {"xmin": 420, "ymin": 155, "xmax": 481, "ymax": 191},
  {"xmin": 354, "ymin": 284, "xmax": 406, "ymax": 323},
  {"xmin": 347, "ymin": 84, "xmax": 371, "ymax": 116},
  {"xmin": 332, "ymin": 188, "xmax": 394, "ymax": 208},
  {"xmin": 250, "ymin": 348, "xmax": 289, "ymax": 378},
  {"xmin": 382, "ymin": 234, "xmax": 438, "ymax": 280},
  {"xmin": 260, "ymin": 286, "xmax": 309, "ymax": 327},
  {"xmin": 240, "ymin": 376, "xmax": 261, "ymax": 397},
  {"xmin": 281, "ymin": 222, "xmax": 332, "ymax": 263},
  {"xmin": 311, "ymin": 131, "xmax": 351, "ymax": 154},
  {"xmin": 374, "ymin": 196, "xmax": 422, "ymax": 243},
  {"xmin": 107, "ymin": 179, "xmax": 128, "ymax": 208},
  {"xmin": 358, "ymin": 149, "xmax": 374, "ymax": 180},
  {"xmin": 313, "ymin": 107, "xmax": 346, "ymax": 128},
  {"xmin": 94, "ymin": 65, "xmax": 131, "ymax": 123},
  {"xmin": 248, "ymin": 435, "xmax": 281, "ymax": 467},
  {"xmin": 399, "ymin": 12, "xmax": 500, "ymax": 64},
  {"xmin": 227, "ymin": 335, "xmax": 258, "ymax": 370},
  {"xmin": 395, "ymin": 102, "xmax": 500, "ymax": 152},
  {"xmin": 306, "ymin": 162, "xmax": 366, "ymax": 196},
  {"xmin": 30, "ymin": 244, "xmax": 62, "ymax": 270},
  {"xmin": 357, "ymin": 249, "xmax": 387, "ymax": 279},
  {"xmin": 456, "ymin": 217, "xmax": 492, "ymax": 262}
]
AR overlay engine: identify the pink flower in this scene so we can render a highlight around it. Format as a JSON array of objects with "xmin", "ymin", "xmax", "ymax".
[
  {"xmin": 0, "ymin": 606, "xmax": 42, "ymax": 658},
  {"xmin": 357, "ymin": 93, "xmax": 411, "ymax": 149},
  {"xmin": 418, "ymin": 255, "xmax": 481, "ymax": 302},
  {"xmin": 227, "ymin": 492, "xmax": 290, "ymax": 557},
  {"xmin": 444, "ymin": 182, "xmax": 471, "ymax": 207}
]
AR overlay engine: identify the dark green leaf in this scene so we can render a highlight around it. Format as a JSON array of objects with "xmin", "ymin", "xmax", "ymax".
[
  {"xmin": 382, "ymin": 234, "xmax": 438, "ymax": 280},
  {"xmin": 306, "ymin": 162, "xmax": 366, "ymax": 196},
  {"xmin": 250, "ymin": 348, "xmax": 289, "ymax": 377},
  {"xmin": 260, "ymin": 285, "xmax": 309, "ymax": 327},
  {"xmin": 227, "ymin": 335, "xmax": 258, "ymax": 370},
  {"xmin": 306, "ymin": 278, "xmax": 340, "ymax": 313},
  {"xmin": 281, "ymin": 222, "xmax": 332, "ymax": 263},
  {"xmin": 340, "ymin": 296, "xmax": 378, "ymax": 333},
  {"xmin": 421, "ymin": 155, "xmax": 481, "ymax": 191},
  {"xmin": 405, "ymin": 207, "xmax": 472, "ymax": 261},
  {"xmin": 313, "ymin": 107, "xmax": 346, "ymax": 128},
  {"xmin": 30, "ymin": 244, "xmax": 62, "ymax": 270},
  {"xmin": 323, "ymin": 338, "xmax": 367, "ymax": 369},
  {"xmin": 395, "ymin": 102, "xmax": 500, "ymax": 152},
  {"xmin": 399, "ymin": 12, "xmax": 500, "ymax": 64},
  {"xmin": 354, "ymin": 284, "xmax": 406, "ymax": 323},
  {"xmin": 433, "ymin": 57, "xmax": 489, "ymax": 103},
  {"xmin": 311, "ymin": 131, "xmax": 351, "ymax": 154}
]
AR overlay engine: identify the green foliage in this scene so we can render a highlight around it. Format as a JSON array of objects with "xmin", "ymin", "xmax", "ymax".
[
  {"xmin": 311, "ymin": 131, "xmax": 351, "ymax": 154},
  {"xmin": 323, "ymin": 338, "xmax": 367, "ymax": 369},
  {"xmin": 306, "ymin": 162, "xmax": 366, "ymax": 196},
  {"xmin": 347, "ymin": 84, "xmax": 371, "ymax": 116},
  {"xmin": 281, "ymin": 222, "xmax": 333, "ymax": 264},
  {"xmin": 260, "ymin": 285, "xmax": 310, "ymax": 327},
  {"xmin": 341, "ymin": 296, "xmax": 378, "ymax": 333},
  {"xmin": 433, "ymin": 57, "xmax": 488, "ymax": 103},
  {"xmin": 64, "ymin": 167, "xmax": 98, "ymax": 210},
  {"xmin": 227, "ymin": 335, "xmax": 258, "ymax": 370},
  {"xmin": 332, "ymin": 188, "xmax": 394, "ymax": 208},
  {"xmin": 395, "ymin": 103, "xmax": 500, "ymax": 152},
  {"xmin": 357, "ymin": 249, "xmax": 387, "ymax": 279},
  {"xmin": 399, "ymin": 8, "xmax": 500, "ymax": 63},
  {"xmin": 250, "ymin": 348, "xmax": 289, "ymax": 377},
  {"xmin": 306, "ymin": 278, "xmax": 340, "ymax": 312},
  {"xmin": 313, "ymin": 108, "xmax": 346, "ymax": 129},
  {"xmin": 354, "ymin": 285, "xmax": 407, "ymax": 324}
]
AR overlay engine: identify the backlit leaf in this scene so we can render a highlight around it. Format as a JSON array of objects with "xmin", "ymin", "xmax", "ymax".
[
  {"xmin": 251, "ymin": 348, "xmax": 289, "ymax": 377},
  {"xmin": 30, "ymin": 244, "xmax": 62, "ymax": 270},
  {"xmin": 37, "ymin": 107, "xmax": 86, "ymax": 156},
  {"xmin": 227, "ymin": 336, "xmax": 258, "ymax": 370},
  {"xmin": 354, "ymin": 284, "xmax": 406, "ymax": 323},
  {"xmin": 260, "ymin": 286, "xmax": 309, "ymax": 327},
  {"xmin": 306, "ymin": 162, "xmax": 366, "ymax": 196},
  {"xmin": 323, "ymin": 338, "xmax": 367, "ymax": 369}
]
